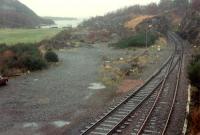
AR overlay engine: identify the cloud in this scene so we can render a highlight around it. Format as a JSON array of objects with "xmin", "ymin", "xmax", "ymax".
[{"xmin": 19, "ymin": 0, "xmax": 159, "ymax": 18}]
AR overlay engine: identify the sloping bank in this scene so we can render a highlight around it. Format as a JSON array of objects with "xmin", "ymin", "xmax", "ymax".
[{"xmin": 179, "ymin": 7, "xmax": 200, "ymax": 135}]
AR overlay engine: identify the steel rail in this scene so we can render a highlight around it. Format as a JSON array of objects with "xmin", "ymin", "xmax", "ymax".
[
  {"xmin": 135, "ymin": 32, "xmax": 183, "ymax": 135},
  {"xmin": 81, "ymin": 33, "xmax": 177, "ymax": 135},
  {"xmin": 136, "ymin": 46, "xmax": 178, "ymax": 135},
  {"xmin": 106, "ymin": 46, "xmax": 179, "ymax": 135},
  {"xmin": 161, "ymin": 34, "xmax": 184, "ymax": 135}
]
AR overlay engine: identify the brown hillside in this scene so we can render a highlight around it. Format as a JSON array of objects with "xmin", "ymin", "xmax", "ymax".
[{"xmin": 124, "ymin": 15, "xmax": 154, "ymax": 29}]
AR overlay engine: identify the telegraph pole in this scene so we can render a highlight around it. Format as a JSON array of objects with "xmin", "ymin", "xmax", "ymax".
[{"xmin": 145, "ymin": 25, "xmax": 152, "ymax": 49}]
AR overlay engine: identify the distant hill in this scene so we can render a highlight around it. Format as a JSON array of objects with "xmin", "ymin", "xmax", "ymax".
[
  {"xmin": 0, "ymin": 0, "xmax": 54, "ymax": 28},
  {"xmin": 43, "ymin": 17, "xmax": 77, "ymax": 21},
  {"xmin": 79, "ymin": 5, "xmax": 158, "ymax": 38},
  {"xmin": 79, "ymin": 1, "xmax": 187, "ymax": 36}
]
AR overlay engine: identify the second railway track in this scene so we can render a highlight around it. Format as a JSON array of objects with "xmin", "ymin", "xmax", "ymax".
[
  {"xmin": 80, "ymin": 32, "xmax": 184, "ymax": 135},
  {"xmin": 130, "ymin": 33, "xmax": 183, "ymax": 135}
]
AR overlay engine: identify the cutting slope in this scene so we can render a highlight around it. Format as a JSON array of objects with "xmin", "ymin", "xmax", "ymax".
[{"xmin": 124, "ymin": 15, "xmax": 154, "ymax": 29}]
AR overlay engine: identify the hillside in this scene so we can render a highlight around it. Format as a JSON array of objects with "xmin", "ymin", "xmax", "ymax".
[
  {"xmin": 79, "ymin": 0, "xmax": 189, "ymax": 37},
  {"xmin": 0, "ymin": 0, "xmax": 54, "ymax": 28}
]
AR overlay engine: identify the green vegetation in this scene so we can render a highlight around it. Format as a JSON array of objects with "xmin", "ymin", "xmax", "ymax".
[
  {"xmin": 45, "ymin": 50, "xmax": 59, "ymax": 62},
  {"xmin": 0, "ymin": 43, "xmax": 47, "ymax": 74},
  {"xmin": 20, "ymin": 55, "xmax": 47, "ymax": 71},
  {"xmin": 0, "ymin": 28, "xmax": 61, "ymax": 45},
  {"xmin": 0, "ymin": 28, "xmax": 61, "ymax": 75},
  {"xmin": 188, "ymin": 54, "xmax": 200, "ymax": 106},
  {"xmin": 188, "ymin": 54, "xmax": 200, "ymax": 89},
  {"xmin": 0, "ymin": 43, "xmax": 59, "ymax": 76},
  {"xmin": 188, "ymin": 53, "xmax": 200, "ymax": 135},
  {"xmin": 115, "ymin": 32, "xmax": 158, "ymax": 48}
]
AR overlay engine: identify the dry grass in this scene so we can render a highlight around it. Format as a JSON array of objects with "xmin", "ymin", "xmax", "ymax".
[
  {"xmin": 117, "ymin": 79, "xmax": 144, "ymax": 93},
  {"xmin": 190, "ymin": 107, "xmax": 200, "ymax": 135},
  {"xmin": 124, "ymin": 15, "xmax": 154, "ymax": 29},
  {"xmin": 99, "ymin": 65, "xmax": 125, "ymax": 87}
]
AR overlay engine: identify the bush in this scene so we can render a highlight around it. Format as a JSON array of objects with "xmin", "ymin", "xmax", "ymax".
[
  {"xmin": 115, "ymin": 32, "xmax": 158, "ymax": 48},
  {"xmin": 0, "ymin": 44, "xmax": 7, "ymax": 52},
  {"xmin": 44, "ymin": 51, "xmax": 59, "ymax": 62},
  {"xmin": 0, "ymin": 43, "xmax": 47, "ymax": 72},
  {"xmin": 21, "ymin": 55, "xmax": 47, "ymax": 71},
  {"xmin": 188, "ymin": 54, "xmax": 200, "ymax": 106},
  {"xmin": 188, "ymin": 56, "xmax": 200, "ymax": 89},
  {"xmin": 11, "ymin": 43, "xmax": 41, "ymax": 56},
  {"xmin": 11, "ymin": 43, "xmax": 47, "ymax": 71}
]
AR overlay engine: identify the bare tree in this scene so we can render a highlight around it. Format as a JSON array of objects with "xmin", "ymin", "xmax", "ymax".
[
  {"xmin": 192, "ymin": 0, "xmax": 200, "ymax": 11},
  {"xmin": 159, "ymin": 0, "xmax": 173, "ymax": 11},
  {"xmin": 146, "ymin": 3, "xmax": 159, "ymax": 15}
]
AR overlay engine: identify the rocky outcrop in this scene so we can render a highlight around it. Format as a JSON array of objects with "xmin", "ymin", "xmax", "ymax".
[{"xmin": 179, "ymin": 10, "xmax": 200, "ymax": 46}]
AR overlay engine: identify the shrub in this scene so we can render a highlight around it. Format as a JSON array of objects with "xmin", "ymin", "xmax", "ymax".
[
  {"xmin": 188, "ymin": 54, "xmax": 200, "ymax": 106},
  {"xmin": 44, "ymin": 50, "xmax": 59, "ymax": 62},
  {"xmin": 188, "ymin": 56, "xmax": 200, "ymax": 89},
  {"xmin": 0, "ymin": 44, "xmax": 7, "ymax": 52},
  {"xmin": 0, "ymin": 43, "xmax": 47, "ymax": 72},
  {"xmin": 10, "ymin": 43, "xmax": 41, "ymax": 57},
  {"xmin": 21, "ymin": 55, "xmax": 47, "ymax": 71},
  {"xmin": 115, "ymin": 32, "xmax": 158, "ymax": 48}
]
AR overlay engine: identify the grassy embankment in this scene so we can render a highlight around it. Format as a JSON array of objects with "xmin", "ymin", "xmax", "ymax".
[
  {"xmin": 0, "ymin": 28, "xmax": 61, "ymax": 76},
  {"xmin": 187, "ymin": 48, "xmax": 200, "ymax": 135},
  {"xmin": 0, "ymin": 28, "xmax": 61, "ymax": 45}
]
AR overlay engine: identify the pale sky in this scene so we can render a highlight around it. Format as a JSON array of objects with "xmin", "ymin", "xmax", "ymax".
[{"xmin": 18, "ymin": 0, "xmax": 160, "ymax": 18}]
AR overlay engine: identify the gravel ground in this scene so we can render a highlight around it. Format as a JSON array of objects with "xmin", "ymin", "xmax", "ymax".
[{"xmin": 0, "ymin": 43, "xmax": 171, "ymax": 135}]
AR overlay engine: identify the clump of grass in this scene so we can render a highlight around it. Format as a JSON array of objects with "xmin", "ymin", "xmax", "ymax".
[{"xmin": 114, "ymin": 32, "xmax": 158, "ymax": 48}]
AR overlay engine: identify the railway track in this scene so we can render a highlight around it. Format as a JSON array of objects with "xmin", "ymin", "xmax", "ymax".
[
  {"xmin": 80, "ymin": 32, "xmax": 183, "ymax": 135},
  {"xmin": 129, "ymin": 33, "xmax": 183, "ymax": 135}
]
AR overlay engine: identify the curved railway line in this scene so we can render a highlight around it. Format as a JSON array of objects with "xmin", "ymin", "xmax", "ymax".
[{"xmin": 80, "ymin": 32, "xmax": 184, "ymax": 135}]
